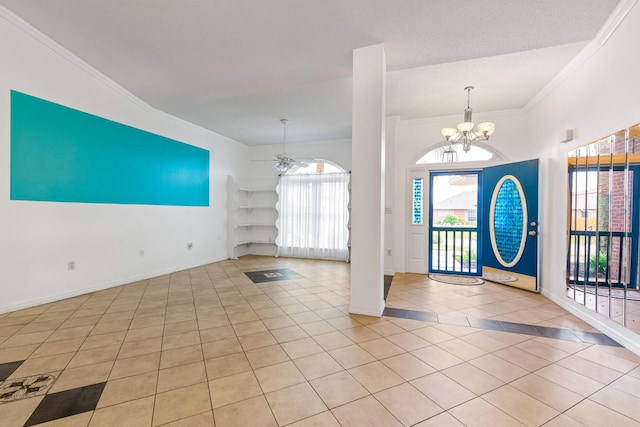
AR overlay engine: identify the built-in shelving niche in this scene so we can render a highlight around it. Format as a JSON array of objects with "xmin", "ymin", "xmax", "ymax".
[{"xmin": 227, "ymin": 176, "xmax": 278, "ymax": 259}]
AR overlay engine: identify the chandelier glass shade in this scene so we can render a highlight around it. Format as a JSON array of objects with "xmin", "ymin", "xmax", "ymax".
[{"xmin": 441, "ymin": 86, "xmax": 495, "ymax": 155}]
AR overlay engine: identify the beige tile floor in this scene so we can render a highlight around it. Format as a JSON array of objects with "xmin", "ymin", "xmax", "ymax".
[
  {"xmin": 0, "ymin": 255, "xmax": 639, "ymax": 426},
  {"xmin": 566, "ymin": 287, "xmax": 640, "ymax": 335}
]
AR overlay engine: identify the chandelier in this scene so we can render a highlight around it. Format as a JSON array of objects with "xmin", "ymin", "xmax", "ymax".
[{"xmin": 441, "ymin": 86, "xmax": 495, "ymax": 157}]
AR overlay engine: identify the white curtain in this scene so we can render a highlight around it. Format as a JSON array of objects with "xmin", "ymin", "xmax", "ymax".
[{"xmin": 276, "ymin": 172, "xmax": 350, "ymax": 261}]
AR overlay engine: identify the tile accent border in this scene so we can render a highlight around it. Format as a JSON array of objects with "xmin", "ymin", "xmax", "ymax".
[{"xmin": 382, "ymin": 307, "xmax": 622, "ymax": 347}]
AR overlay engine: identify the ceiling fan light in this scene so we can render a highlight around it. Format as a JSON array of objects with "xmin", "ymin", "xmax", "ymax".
[
  {"xmin": 273, "ymin": 118, "xmax": 297, "ymax": 173},
  {"xmin": 457, "ymin": 121, "xmax": 474, "ymax": 133},
  {"xmin": 273, "ymin": 162, "xmax": 290, "ymax": 172}
]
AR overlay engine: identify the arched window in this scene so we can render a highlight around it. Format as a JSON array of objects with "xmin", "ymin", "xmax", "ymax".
[
  {"xmin": 277, "ymin": 160, "xmax": 350, "ymax": 261},
  {"xmin": 417, "ymin": 144, "xmax": 496, "ymax": 164},
  {"xmin": 288, "ymin": 161, "xmax": 344, "ymax": 175}
]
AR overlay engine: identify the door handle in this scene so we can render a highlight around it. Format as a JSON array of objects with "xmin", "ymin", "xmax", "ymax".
[{"xmin": 528, "ymin": 230, "xmax": 537, "ymax": 236}]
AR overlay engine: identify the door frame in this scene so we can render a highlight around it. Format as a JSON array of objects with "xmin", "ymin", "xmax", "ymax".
[
  {"xmin": 428, "ymin": 169, "xmax": 482, "ymax": 275},
  {"xmin": 404, "ymin": 161, "xmax": 501, "ymax": 274},
  {"xmin": 405, "ymin": 169, "xmax": 428, "ymax": 274}
]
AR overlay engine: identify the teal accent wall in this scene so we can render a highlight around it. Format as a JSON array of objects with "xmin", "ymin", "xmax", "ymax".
[{"xmin": 10, "ymin": 90, "xmax": 210, "ymax": 206}]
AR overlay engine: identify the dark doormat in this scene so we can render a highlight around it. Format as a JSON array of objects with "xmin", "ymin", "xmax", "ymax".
[{"xmin": 244, "ymin": 268, "xmax": 303, "ymax": 283}]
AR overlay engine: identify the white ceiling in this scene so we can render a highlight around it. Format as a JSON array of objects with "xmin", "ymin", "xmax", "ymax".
[{"xmin": 0, "ymin": 0, "xmax": 620, "ymax": 145}]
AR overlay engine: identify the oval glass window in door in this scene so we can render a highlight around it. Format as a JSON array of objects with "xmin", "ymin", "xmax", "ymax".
[{"xmin": 489, "ymin": 175, "xmax": 528, "ymax": 267}]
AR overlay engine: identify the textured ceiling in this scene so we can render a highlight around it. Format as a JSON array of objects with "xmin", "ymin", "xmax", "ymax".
[{"xmin": 0, "ymin": 0, "xmax": 621, "ymax": 145}]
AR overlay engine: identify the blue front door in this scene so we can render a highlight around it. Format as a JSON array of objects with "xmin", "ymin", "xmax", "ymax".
[{"xmin": 481, "ymin": 159, "xmax": 539, "ymax": 292}]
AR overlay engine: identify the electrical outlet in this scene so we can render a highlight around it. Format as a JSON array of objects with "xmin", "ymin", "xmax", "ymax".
[
  {"xmin": 139, "ymin": 250, "xmax": 145, "ymax": 257},
  {"xmin": 67, "ymin": 261, "xmax": 76, "ymax": 270},
  {"xmin": 187, "ymin": 242, "xmax": 193, "ymax": 250}
]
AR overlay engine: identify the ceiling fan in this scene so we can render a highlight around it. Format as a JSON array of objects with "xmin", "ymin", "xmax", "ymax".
[{"xmin": 271, "ymin": 119, "xmax": 307, "ymax": 172}]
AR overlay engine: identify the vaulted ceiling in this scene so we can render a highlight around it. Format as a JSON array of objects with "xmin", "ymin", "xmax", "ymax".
[{"xmin": 0, "ymin": 0, "xmax": 620, "ymax": 145}]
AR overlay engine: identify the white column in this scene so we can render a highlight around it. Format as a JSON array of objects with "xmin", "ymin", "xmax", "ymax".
[{"xmin": 349, "ymin": 44, "xmax": 386, "ymax": 316}]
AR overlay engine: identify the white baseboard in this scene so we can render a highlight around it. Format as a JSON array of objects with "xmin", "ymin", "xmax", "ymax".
[
  {"xmin": 542, "ymin": 289, "xmax": 640, "ymax": 357},
  {"xmin": 0, "ymin": 256, "xmax": 227, "ymax": 315},
  {"xmin": 348, "ymin": 302, "xmax": 385, "ymax": 317}
]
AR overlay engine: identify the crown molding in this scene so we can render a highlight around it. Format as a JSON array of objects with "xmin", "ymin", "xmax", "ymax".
[
  {"xmin": 0, "ymin": 6, "xmax": 150, "ymax": 109},
  {"xmin": 596, "ymin": 0, "xmax": 639, "ymax": 45},
  {"xmin": 524, "ymin": 0, "xmax": 639, "ymax": 112},
  {"xmin": 0, "ymin": 5, "xmax": 220, "ymax": 138}
]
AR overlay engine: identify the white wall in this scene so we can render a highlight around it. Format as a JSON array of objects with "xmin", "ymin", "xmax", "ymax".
[
  {"xmin": 0, "ymin": 8, "xmax": 248, "ymax": 313},
  {"xmin": 527, "ymin": 0, "xmax": 640, "ymax": 353},
  {"xmin": 391, "ymin": 0, "xmax": 640, "ymax": 353}
]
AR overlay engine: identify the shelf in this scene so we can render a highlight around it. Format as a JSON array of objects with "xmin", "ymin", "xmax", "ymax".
[
  {"xmin": 237, "ymin": 240, "xmax": 276, "ymax": 245},
  {"xmin": 238, "ymin": 188, "xmax": 276, "ymax": 193},
  {"xmin": 228, "ymin": 175, "xmax": 279, "ymax": 259}
]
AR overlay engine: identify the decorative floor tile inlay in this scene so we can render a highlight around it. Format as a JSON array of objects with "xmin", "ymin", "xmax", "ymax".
[
  {"xmin": 24, "ymin": 382, "xmax": 106, "ymax": 427},
  {"xmin": 245, "ymin": 268, "xmax": 303, "ymax": 283},
  {"xmin": 0, "ymin": 373, "xmax": 56, "ymax": 403},
  {"xmin": 0, "ymin": 360, "xmax": 24, "ymax": 382}
]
